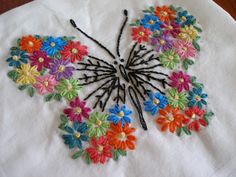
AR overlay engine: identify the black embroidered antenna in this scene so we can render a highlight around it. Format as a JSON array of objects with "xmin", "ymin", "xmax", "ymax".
[{"xmin": 70, "ymin": 9, "xmax": 169, "ymax": 130}]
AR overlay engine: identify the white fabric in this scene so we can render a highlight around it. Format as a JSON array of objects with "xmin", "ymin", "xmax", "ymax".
[{"xmin": 0, "ymin": 0, "xmax": 236, "ymax": 177}]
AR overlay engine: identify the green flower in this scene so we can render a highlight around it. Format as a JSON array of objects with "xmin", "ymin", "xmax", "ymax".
[
  {"xmin": 55, "ymin": 78, "xmax": 82, "ymax": 101},
  {"xmin": 159, "ymin": 50, "xmax": 180, "ymax": 69},
  {"xmin": 87, "ymin": 112, "xmax": 110, "ymax": 138},
  {"xmin": 167, "ymin": 88, "xmax": 188, "ymax": 110}
]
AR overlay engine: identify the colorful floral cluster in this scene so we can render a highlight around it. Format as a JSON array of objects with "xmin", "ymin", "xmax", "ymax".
[
  {"xmin": 6, "ymin": 35, "xmax": 88, "ymax": 101},
  {"xmin": 131, "ymin": 5, "xmax": 202, "ymax": 70},
  {"xmin": 59, "ymin": 99, "xmax": 136, "ymax": 164}
]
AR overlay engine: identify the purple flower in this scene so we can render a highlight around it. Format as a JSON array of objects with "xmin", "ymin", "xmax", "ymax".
[
  {"xmin": 49, "ymin": 59, "xmax": 75, "ymax": 81},
  {"xmin": 151, "ymin": 33, "xmax": 173, "ymax": 53}
]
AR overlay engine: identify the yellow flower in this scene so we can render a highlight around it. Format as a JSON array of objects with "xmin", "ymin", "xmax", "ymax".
[
  {"xmin": 16, "ymin": 64, "xmax": 40, "ymax": 85},
  {"xmin": 178, "ymin": 25, "xmax": 198, "ymax": 41}
]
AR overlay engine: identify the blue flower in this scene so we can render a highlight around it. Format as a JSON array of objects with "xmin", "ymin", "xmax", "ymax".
[
  {"xmin": 140, "ymin": 14, "xmax": 163, "ymax": 31},
  {"xmin": 144, "ymin": 92, "xmax": 168, "ymax": 115},
  {"xmin": 176, "ymin": 10, "xmax": 195, "ymax": 27},
  {"xmin": 188, "ymin": 87, "xmax": 208, "ymax": 109},
  {"xmin": 62, "ymin": 122, "xmax": 89, "ymax": 149},
  {"xmin": 41, "ymin": 37, "xmax": 67, "ymax": 56},
  {"xmin": 6, "ymin": 47, "xmax": 28, "ymax": 68},
  {"xmin": 108, "ymin": 104, "xmax": 133, "ymax": 127}
]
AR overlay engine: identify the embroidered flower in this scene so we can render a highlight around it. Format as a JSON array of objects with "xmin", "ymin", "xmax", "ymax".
[
  {"xmin": 87, "ymin": 112, "xmax": 110, "ymax": 138},
  {"xmin": 176, "ymin": 10, "xmax": 196, "ymax": 27},
  {"xmin": 159, "ymin": 49, "xmax": 180, "ymax": 69},
  {"xmin": 62, "ymin": 122, "xmax": 89, "ymax": 149},
  {"xmin": 41, "ymin": 37, "xmax": 67, "ymax": 56},
  {"xmin": 178, "ymin": 25, "xmax": 198, "ymax": 41},
  {"xmin": 140, "ymin": 14, "xmax": 163, "ymax": 31},
  {"xmin": 161, "ymin": 21, "xmax": 181, "ymax": 37},
  {"xmin": 29, "ymin": 51, "xmax": 52, "ymax": 71},
  {"xmin": 156, "ymin": 105, "xmax": 184, "ymax": 133},
  {"xmin": 151, "ymin": 33, "xmax": 173, "ymax": 53},
  {"xmin": 33, "ymin": 75, "xmax": 57, "ymax": 95},
  {"xmin": 155, "ymin": 6, "xmax": 176, "ymax": 22},
  {"xmin": 61, "ymin": 41, "xmax": 88, "ymax": 63},
  {"xmin": 49, "ymin": 59, "xmax": 75, "ymax": 81},
  {"xmin": 183, "ymin": 106, "xmax": 207, "ymax": 132},
  {"xmin": 169, "ymin": 71, "xmax": 191, "ymax": 92},
  {"xmin": 144, "ymin": 91, "xmax": 168, "ymax": 116},
  {"xmin": 64, "ymin": 97, "xmax": 91, "ymax": 122},
  {"xmin": 16, "ymin": 63, "xmax": 40, "ymax": 85},
  {"xmin": 132, "ymin": 26, "xmax": 152, "ymax": 43},
  {"xmin": 6, "ymin": 47, "xmax": 28, "ymax": 68},
  {"xmin": 167, "ymin": 88, "xmax": 188, "ymax": 110},
  {"xmin": 20, "ymin": 35, "xmax": 42, "ymax": 53},
  {"xmin": 55, "ymin": 78, "xmax": 81, "ymax": 101},
  {"xmin": 173, "ymin": 40, "xmax": 196, "ymax": 59},
  {"xmin": 188, "ymin": 87, "xmax": 208, "ymax": 108},
  {"xmin": 86, "ymin": 136, "xmax": 112, "ymax": 164},
  {"xmin": 107, "ymin": 122, "xmax": 136, "ymax": 151},
  {"xmin": 108, "ymin": 105, "xmax": 132, "ymax": 127}
]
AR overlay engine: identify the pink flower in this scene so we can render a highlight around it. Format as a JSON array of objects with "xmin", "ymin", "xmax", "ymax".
[
  {"xmin": 34, "ymin": 75, "xmax": 58, "ymax": 95},
  {"xmin": 169, "ymin": 71, "xmax": 191, "ymax": 92},
  {"xmin": 173, "ymin": 40, "xmax": 196, "ymax": 59},
  {"xmin": 64, "ymin": 97, "xmax": 91, "ymax": 122}
]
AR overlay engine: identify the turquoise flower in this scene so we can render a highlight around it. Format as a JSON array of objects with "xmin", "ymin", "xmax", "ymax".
[
  {"xmin": 140, "ymin": 14, "xmax": 163, "ymax": 31},
  {"xmin": 144, "ymin": 92, "xmax": 168, "ymax": 115},
  {"xmin": 108, "ymin": 105, "xmax": 132, "ymax": 127},
  {"xmin": 188, "ymin": 87, "xmax": 208, "ymax": 109},
  {"xmin": 62, "ymin": 122, "xmax": 89, "ymax": 149},
  {"xmin": 6, "ymin": 47, "xmax": 28, "ymax": 68},
  {"xmin": 41, "ymin": 37, "xmax": 67, "ymax": 56},
  {"xmin": 176, "ymin": 10, "xmax": 196, "ymax": 27}
]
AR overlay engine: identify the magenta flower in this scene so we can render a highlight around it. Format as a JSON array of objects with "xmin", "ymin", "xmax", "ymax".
[
  {"xmin": 151, "ymin": 33, "xmax": 173, "ymax": 53},
  {"xmin": 30, "ymin": 51, "xmax": 52, "ymax": 71},
  {"xmin": 169, "ymin": 71, "xmax": 191, "ymax": 92},
  {"xmin": 64, "ymin": 97, "xmax": 91, "ymax": 122},
  {"xmin": 49, "ymin": 59, "xmax": 75, "ymax": 81},
  {"xmin": 173, "ymin": 40, "xmax": 196, "ymax": 59},
  {"xmin": 161, "ymin": 21, "xmax": 181, "ymax": 37},
  {"xmin": 34, "ymin": 75, "xmax": 58, "ymax": 95}
]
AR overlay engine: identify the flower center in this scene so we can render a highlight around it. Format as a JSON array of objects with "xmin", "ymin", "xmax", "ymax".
[
  {"xmin": 96, "ymin": 119, "xmax": 102, "ymax": 126},
  {"xmin": 149, "ymin": 20, "xmax": 155, "ymax": 25},
  {"xmin": 118, "ymin": 111, "xmax": 124, "ymax": 118},
  {"xmin": 167, "ymin": 113, "xmax": 174, "ymax": 121},
  {"xmin": 182, "ymin": 47, "xmax": 188, "ymax": 51},
  {"xmin": 139, "ymin": 31, "xmax": 145, "ymax": 36},
  {"xmin": 28, "ymin": 41, "xmax": 34, "ymax": 47},
  {"xmin": 191, "ymin": 113, "xmax": 196, "ymax": 119},
  {"xmin": 38, "ymin": 57, "xmax": 44, "ymax": 63},
  {"xmin": 153, "ymin": 98, "xmax": 160, "ymax": 105},
  {"xmin": 50, "ymin": 42, "xmax": 56, "ymax": 47},
  {"xmin": 161, "ymin": 11, "xmax": 168, "ymax": 16},
  {"xmin": 119, "ymin": 132, "xmax": 126, "ymax": 140},
  {"xmin": 58, "ymin": 66, "xmax": 65, "ymax": 72},
  {"xmin": 74, "ymin": 132, "xmax": 81, "ymax": 139},
  {"xmin": 167, "ymin": 25, "xmax": 173, "ymax": 30},
  {"xmin": 12, "ymin": 55, "xmax": 20, "ymax": 61},
  {"xmin": 44, "ymin": 81, "xmax": 49, "ymax": 87},
  {"xmin": 179, "ymin": 78, "xmax": 184, "ymax": 83},
  {"xmin": 97, "ymin": 145, "xmax": 103, "ymax": 153},
  {"xmin": 195, "ymin": 96, "xmax": 201, "ymax": 101},
  {"xmin": 159, "ymin": 39, "xmax": 166, "ymax": 45},
  {"xmin": 75, "ymin": 107, "xmax": 82, "ymax": 114},
  {"xmin": 181, "ymin": 16, "xmax": 187, "ymax": 22},
  {"xmin": 71, "ymin": 48, "xmax": 78, "ymax": 54},
  {"xmin": 168, "ymin": 55, "xmax": 174, "ymax": 60},
  {"xmin": 174, "ymin": 94, "xmax": 179, "ymax": 100}
]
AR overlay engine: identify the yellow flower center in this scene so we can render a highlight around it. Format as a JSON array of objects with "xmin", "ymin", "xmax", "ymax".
[
  {"xmin": 153, "ymin": 98, "xmax": 160, "ymax": 105},
  {"xmin": 167, "ymin": 114, "xmax": 174, "ymax": 121},
  {"xmin": 28, "ymin": 41, "xmax": 34, "ymax": 47},
  {"xmin": 118, "ymin": 111, "xmax": 124, "ymax": 118},
  {"xmin": 149, "ymin": 20, "xmax": 155, "ymax": 25},
  {"xmin": 182, "ymin": 47, "xmax": 188, "ymax": 51},
  {"xmin": 139, "ymin": 31, "xmax": 145, "ymax": 36},
  {"xmin": 67, "ymin": 83, "xmax": 73, "ymax": 90},
  {"xmin": 96, "ymin": 119, "xmax": 102, "ymax": 126},
  {"xmin": 74, "ymin": 132, "xmax": 81, "ymax": 139},
  {"xmin": 75, "ymin": 107, "xmax": 82, "ymax": 114},
  {"xmin": 119, "ymin": 132, "xmax": 126, "ymax": 139},
  {"xmin": 161, "ymin": 11, "xmax": 168, "ymax": 16},
  {"xmin": 44, "ymin": 81, "xmax": 49, "ymax": 87},
  {"xmin": 58, "ymin": 66, "xmax": 65, "ymax": 72},
  {"xmin": 195, "ymin": 96, "xmax": 201, "ymax": 101},
  {"xmin": 71, "ymin": 48, "xmax": 78, "ymax": 54},
  {"xmin": 175, "ymin": 95, "xmax": 179, "ymax": 100},
  {"xmin": 179, "ymin": 78, "xmax": 184, "ymax": 83},
  {"xmin": 38, "ymin": 57, "xmax": 44, "ymax": 63},
  {"xmin": 191, "ymin": 113, "xmax": 196, "ymax": 119},
  {"xmin": 167, "ymin": 25, "xmax": 173, "ymax": 30},
  {"xmin": 50, "ymin": 42, "xmax": 56, "ymax": 47},
  {"xmin": 12, "ymin": 55, "xmax": 20, "ymax": 61},
  {"xmin": 97, "ymin": 145, "xmax": 103, "ymax": 152},
  {"xmin": 159, "ymin": 39, "xmax": 166, "ymax": 45},
  {"xmin": 181, "ymin": 16, "xmax": 187, "ymax": 22},
  {"xmin": 168, "ymin": 55, "xmax": 174, "ymax": 60}
]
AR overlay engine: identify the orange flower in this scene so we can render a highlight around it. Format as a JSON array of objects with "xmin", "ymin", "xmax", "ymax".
[
  {"xmin": 156, "ymin": 105, "xmax": 184, "ymax": 133},
  {"xmin": 155, "ymin": 6, "xmax": 176, "ymax": 22},
  {"xmin": 20, "ymin": 35, "xmax": 42, "ymax": 53},
  {"xmin": 106, "ymin": 122, "xmax": 136, "ymax": 151}
]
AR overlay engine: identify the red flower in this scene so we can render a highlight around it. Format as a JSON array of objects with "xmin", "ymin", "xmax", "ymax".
[
  {"xmin": 183, "ymin": 106, "xmax": 207, "ymax": 132},
  {"xmin": 86, "ymin": 136, "xmax": 112, "ymax": 164},
  {"xmin": 132, "ymin": 26, "xmax": 152, "ymax": 43},
  {"xmin": 61, "ymin": 41, "xmax": 88, "ymax": 63},
  {"xmin": 29, "ymin": 51, "xmax": 52, "ymax": 71},
  {"xmin": 64, "ymin": 97, "xmax": 91, "ymax": 122},
  {"xmin": 20, "ymin": 35, "xmax": 42, "ymax": 53}
]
